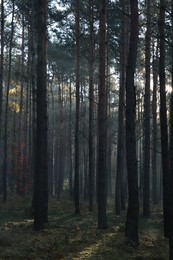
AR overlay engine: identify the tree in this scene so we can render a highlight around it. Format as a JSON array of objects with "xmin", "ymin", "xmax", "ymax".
[
  {"xmin": 159, "ymin": 0, "xmax": 170, "ymax": 238},
  {"xmin": 115, "ymin": 0, "xmax": 127, "ymax": 216},
  {"xmin": 74, "ymin": 0, "xmax": 80, "ymax": 214},
  {"xmin": 0, "ymin": 0, "xmax": 4, "ymax": 191},
  {"xmin": 97, "ymin": 0, "xmax": 108, "ymax": 229},
  {"xmin": 125, "ymin": 0, "xmax": 139, "ymax": 245},
  {"xmin": 33, "ymin": 0, "xmax": 48, "ymax": 231},
  {"xmin": 2, "ymin": 0, "xmax": 15, "ymax": 202},
  {"xmin": 168, "ymin": 1, "xmax": 173, "ymax": 257},
  {"xmin": 88, "ymin": 0, "xmax": 95, "ymax": 212},
  {"xmin": 143, "ymin": 0, "xmax": 151, "ymax": 218},
  {"xmin": 152, "ymin": 40, "xmax": 159, "ymax": 204}
]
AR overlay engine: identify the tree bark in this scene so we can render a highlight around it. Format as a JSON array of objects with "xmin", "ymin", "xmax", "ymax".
[
  {"xmin": 115, "ymin": 0, "xmax": 127, "ymax": 216},
  {"xmin": 74, "ymin": 0, "xmax": 80, "ymax": 214},
  {"xmin": 97, "ymin": 0, "xmax": 108, "ymax": 229},
  {"xmin": 159, "ymin": 0, "xmax": 170, "ymax": 238},
  {"xmin": 88, "ymin": 0, "xmax": 95, "ymax": 212},
  {"xmin": 33, "ymin": 0, "xmax": 48, "ymax": 231},
  {"xmin": 152, "ymin": 41, "xmax": 159, "ymax": 204},
  {"xmin": 0, "ymin": 0, "xmax": 4, "ymax": 192},
  {"xmin": 2, "ymin": 0, "xmax": 15, "ymax": 202},
  {"xmin": 143, "ymin": 0, "xmax": 151, "ymax": 218},
  {"xmin": 125, "ymin": 0, "xmax": 139, "ymax": 245}
]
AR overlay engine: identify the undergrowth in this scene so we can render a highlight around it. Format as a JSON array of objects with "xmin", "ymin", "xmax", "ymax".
[{"xmin": 0, "ymin": 196, "xmax": 169, "ymax": 259}]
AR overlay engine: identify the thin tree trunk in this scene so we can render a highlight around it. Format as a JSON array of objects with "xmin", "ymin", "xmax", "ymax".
[
  {"xmin": 152, "ymin": 41, "xmax": 159, "ymax": 204},
  {"xmin": 69, "ymin": 79, "xmax": 73, "ymax": 198},
  {"xmin": 143, "ymin": 0, "xmax": 151, "ymax": 218},
  {"xmin": 0, "ymin": 0, "xmax": 4, "ymax": 140},
  {"xmin": 159, "ymin": 0, "xmax": 170, "ymax": 238},
  {"xmin": 2, "ymin": 0, "xmax": 15, "ymax": 202},
  {"xmin": 125, "ymin": 0, "xmax": 139, "ymax": 245},
  {"xmin": 74, "ymin": 0, "xmax": 80, "ymax": 214},
  {"xmin": 97, "ymin": 0, "xmax": 108, "ymax": 229},
  {"xmin": 168, "ymin": 2, "xmax": 173, "ymax": 258},
  {"xmin": 17, "ymin": 14, "xmax": 25, "ymax": 195},
  {"xmin": 88, "ymin": 0, "xmax": 95, "ymax": 212},
  {"xmin": 0, "ymin": 0, "xmax": 4, "ymax": 192},
  {"xmin": 115, "ymin": 0, "xmax": 126, "ymax": 216}
]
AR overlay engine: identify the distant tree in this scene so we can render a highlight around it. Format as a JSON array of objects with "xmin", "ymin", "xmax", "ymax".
[
  {"xmin": 97, "ymin": 0, "xmax": 108, "ymax": 229},
  {"xmin": 33, "ymin": 0, "xmax": 48, "ymax": 231},
  {"xmin": 125, "ymin": 0, "xmax": 139, "ymax": 245}
]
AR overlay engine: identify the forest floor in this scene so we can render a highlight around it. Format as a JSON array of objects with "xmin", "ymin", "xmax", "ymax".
[{"xmin": 0, "ymin": 196, "xmax": 169, "ymax": 260}]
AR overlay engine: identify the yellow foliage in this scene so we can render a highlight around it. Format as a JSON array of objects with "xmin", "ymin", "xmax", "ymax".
[{"xmin": 9, "ymin": 102, "xmax": 20, "ymax": 113}]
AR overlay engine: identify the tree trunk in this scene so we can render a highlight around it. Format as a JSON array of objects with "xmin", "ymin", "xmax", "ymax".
[
  {"xmin": 97, "ymin": 0, "xmax": 108, "ymax": 229},
  {"xmin": 33, "ymin": 0, "xmax": 48, "ymax": 231},
  {"xmin": 159, "ymin": 0, "xmax": 170, "ymax": 238},
  {"xmin": 169, "ymin": 2, "xmax": 173, "ymax": 258},
  {"xmin": 143, "ymin": 0, "xmax": 151, "ymax": 218},
  {"xmin": 0, "ymin": 0, "xmax": 4, "ymax": 192},
  {"xmin": 88, "ymin": 0, "xmax": 95, "ymax": 212},
  {"xmin": 115, "ymin": 0, "xmax": 127, "ymax": 216},
  {"xmin": 152, "ymin": 41, "xmax": 159, "ymax": 204},
  {"xmin": 69, "ymin": 79, "xmax": 73, "ymax": 198},
  {"xmin": 2, "ymin": 0, "xmax": 15, "ymax": 202},
  {"xmin": 125, "ymin": 0, "xmax": 139, "ymax": 245},
  {"xmin": 74, "ymin": 0, "xmax": 80, "ymax": 214}
]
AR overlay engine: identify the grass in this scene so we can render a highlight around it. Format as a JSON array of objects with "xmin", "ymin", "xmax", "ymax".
[{"xmin": 0, "ymin": 196, "xmax": 169, "ymax": 259}]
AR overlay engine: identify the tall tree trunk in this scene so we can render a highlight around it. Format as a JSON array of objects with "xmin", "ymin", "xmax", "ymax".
[
  {"xmin": 143, "ymin": 0, "xmax": 151, "ymax": 218},
  {"xmin": 2, "ymin": 0, "xmax": 15, "ymax": 202},
  {"xmin": 125, "ymin": 0, "xmax": 139, "ymax": 245},
  {"xmin": 74, "ymin": 0, "xmax": 80, "ymax": 214},
  {"xmin": 0, "ymin": 0, "xmax": 4, "ymax": 191},
  {"xmin": 169, "ymin": 2, "xmax": 173, "ymax": 258},
  {"xmin": 115, "ymin": 0, "xmax": 127, "ymax": 216},
  {"xmin": 97, "ymin": 0, "xmax": 108, "ymax": 229},
  {"xmin": 159, "ymin": 0, "xmax": 170, "ymax": 238},
  {"xmin": 33, "ymin": 0, "xmax": 48, "ymax": 231},
  {"xmin": 69, "ymin": 79, "xmax": 73, "ymax": 198},
  {"xmin": 88, "ymin": 0, "xmax": 95, "ymax": 211},
  {"xmin": 152, "ymin": 41, "xmax": 159, "ymax": 204},
  {"xmin": 17, "ymin": 14, "xmax": 25, "ymax": 195}
]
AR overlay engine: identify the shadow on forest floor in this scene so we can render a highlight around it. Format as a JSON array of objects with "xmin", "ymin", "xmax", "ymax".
[{"xmin": 0, "ymin": 196, "xmax": 169, "ymax": 259}]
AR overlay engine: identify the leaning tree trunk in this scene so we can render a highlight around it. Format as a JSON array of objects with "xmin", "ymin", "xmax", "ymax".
[
  {"xmin": 97, "ymin": 0, "xmax": 108, "ymax": 229},
  {"xmin": 33, "ymin": 0, "xmax": 48, "ymax": 231},
  {"xmin": 125, "ymin": 0, "xmax": 139, "ymax": 245},
  {"xmin": 159, "ymin": 0, "xmax": 170, "ymax": 238}
]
